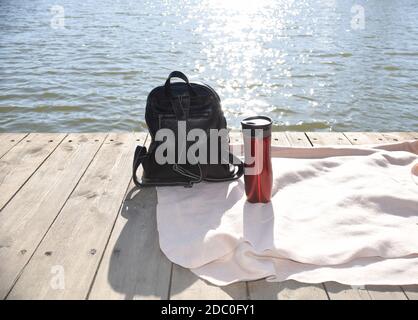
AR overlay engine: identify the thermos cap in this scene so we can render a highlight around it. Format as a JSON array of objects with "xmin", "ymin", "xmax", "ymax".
[{"xmin": 241, "ymin": 116, "xmax": 272, "ymax": 137}]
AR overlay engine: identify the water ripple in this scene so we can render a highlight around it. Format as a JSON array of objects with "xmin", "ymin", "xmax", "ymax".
[{"xmin": 0, "ymin": 0, "xmax": 417, "ymax": 132}]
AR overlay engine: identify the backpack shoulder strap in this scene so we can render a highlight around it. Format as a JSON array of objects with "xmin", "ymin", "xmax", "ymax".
[{"xmin": 132, "ymin": 145, "xmax": 149, "ymax": 187}]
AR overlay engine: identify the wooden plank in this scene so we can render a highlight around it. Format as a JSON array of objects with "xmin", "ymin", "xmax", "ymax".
[
  {"xmin": 229, "ymin": 131, "xmax": 242, "ymax": 144},
  {"xmin": 0, "ymin": 133, "xmax": 66, "ymax": 211},
  {"xmin": 0, "ymin": 133, "xmax": 106, "ymax": 299},
  {"xmin": 305, "ymin": 132, "xmax": 352, "ymax": 146},
  {"xmin": 381, "ymin": 132, "xmax": 416, "ymax": 142},
  {"xmin": 248, "ymin": 280, "xmax": 328, "ymax": 300},
  {"xmin": 343, "ymin": 132, "xmax": 385, "ymax": 145},
  {"xmin": 271, "ymin": 132, "xmax": 291, "ymax": 146},
  {"xmin": 366, "ymin": 285, "xmax": 408, "ymax": 300},
  {"xmin": 0, "ymin": 133, "xmax": 28, "ymax": 159},
  {"xmin": 230, "ymin": 132, "xmax": 292, "ymax": 146},
  {"xmin": 345, "ymin": 132, "xmax": 418, "ymax": 145},
  {"xmin": 230, "ymin": 131, "xmax": 296, "ymax": 147},
  {"xmin": 401, "ymin": 285, "xmax": 418, "ymax": 300},
  {"xmin": 88, "ymin": 133, "xmax": 172, "ymax": 300},
  {"xmin": 286, "ymin": 132, "xmax": 312, "ymax": 147},
  {"xmin": 285, "ymin": 132, "xmax": 312, "ymax": 146},
  {"xmin": 7, "ymin": 133, "xmax": 136, "ymax": 300},
  {"xmin": 170, "ymin": 264, "xmax": 248, "ymax": 300},
  {"xmin": 324, "ymin": 282, "xmax": 370, "ymax": 300}
]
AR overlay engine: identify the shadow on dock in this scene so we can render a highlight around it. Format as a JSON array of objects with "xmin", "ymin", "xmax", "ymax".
[{"xmin": 106, "ymin": 185, "xmax": 240, "ymax": 299}]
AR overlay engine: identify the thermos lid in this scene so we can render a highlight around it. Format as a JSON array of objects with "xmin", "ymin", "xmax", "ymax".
[{"xmin": 241, "ymin": 116, "xmax": 272, "ymax": 130}]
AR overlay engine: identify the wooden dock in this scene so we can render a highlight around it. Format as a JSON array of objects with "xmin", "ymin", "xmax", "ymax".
[{"xmin": 1, "ymin": 131, "xmax": 417, "ymax": 300}]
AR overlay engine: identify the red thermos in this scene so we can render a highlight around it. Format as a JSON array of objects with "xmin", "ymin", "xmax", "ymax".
[{"xmin": 241, "ymin": 116, "xmax": 273, "ymax": 203}]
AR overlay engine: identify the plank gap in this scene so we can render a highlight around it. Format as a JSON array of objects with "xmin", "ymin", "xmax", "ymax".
[
  {"xmin": 303, "ymin": 132, "xmax": 314, "ymax": 146},
  {"xmin": 167, "ymin": 263, "xmax": 174, "ymax": 300}
]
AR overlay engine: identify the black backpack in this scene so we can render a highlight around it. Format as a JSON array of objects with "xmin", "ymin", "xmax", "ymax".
[{"xmin": 133, "ymin": 71, "xmax": 243, "ymax": 187}]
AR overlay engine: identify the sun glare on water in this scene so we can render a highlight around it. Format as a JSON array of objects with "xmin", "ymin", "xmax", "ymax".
[{"xmin": 192, "ymin": 0, "xmax": 292, "ymax": 118}]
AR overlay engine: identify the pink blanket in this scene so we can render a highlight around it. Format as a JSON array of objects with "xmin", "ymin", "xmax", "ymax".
[{"xmin": 156, "ymin": 141, "xmax": 418, "ymax": 286}]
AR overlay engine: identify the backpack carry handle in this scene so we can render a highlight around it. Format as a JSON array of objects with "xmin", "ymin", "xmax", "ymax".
[{"xmin": 164, "ymin": 71, "xmax": 197, "ymax": 98}]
